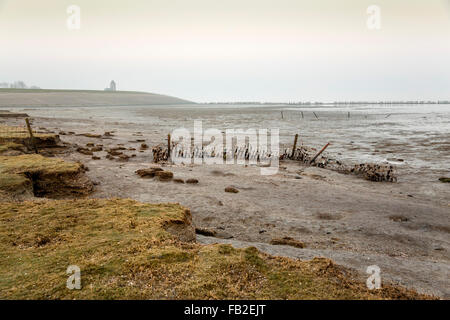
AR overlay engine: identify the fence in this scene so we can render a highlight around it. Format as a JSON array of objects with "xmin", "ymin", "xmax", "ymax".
[{"xmin": 0, "ymin": 124, "xmax": 33, "ymax": 140}]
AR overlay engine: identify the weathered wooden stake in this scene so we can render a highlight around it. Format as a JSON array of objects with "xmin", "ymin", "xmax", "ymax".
[
  {"xmin": 310, "ymin": 142, "xmax": 330, "ymax": 164},
  {"xmin": 313, "ymin": 112, "xmax": 319, "ymax": 120},
  {"xmin": 281, "ymin": 111, "xmax": 284, "ymax": 119},
  {"xmin": 348, "ymin": 111, "xmax": 350, "ymax": 119},
  {"xmin": 291, "ymin": 134, "xmax": 298, "ymax": 159},
  {"xmin": 301, "ymin": 111, "xmax": 304, "ymax": 119},
  {"xmin": 167, "ymin": 133, "xmax": 171, "ymax": 159},
  {"xmin": 25, "ymin": 118, "xmax": 38, "ymax": 154}
]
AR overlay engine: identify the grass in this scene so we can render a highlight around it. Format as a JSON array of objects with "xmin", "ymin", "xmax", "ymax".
[
  {"xmin": 0, "ymin": 125, "xmax": 57, "ymax": 140},
  {"xmin": 0, "ymin": 88, "xmax": 147, "ymax": 94},
  {"xmin": 0, "ymin": 198, "xmax": 433, "ymax": 300},
  {"xmin": 0, "ymin": 132, "xmax": 56, "ymax": 139},
  {"xmin": 0, "ymin": 154, "xmax": 84, "ymax": 198},
  {"xmin": 0, "ymin": 142, "xmax": 23, "ymax": 153},
  {"xmin": 0, "ymin": 125, "xmax": 60, "ymax": 151},
  {"xmin": 0, "ymin": 154, "xmax": 80, "ymax": 176}
]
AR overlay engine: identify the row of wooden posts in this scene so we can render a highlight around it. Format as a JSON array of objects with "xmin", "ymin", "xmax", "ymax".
[
  {"xmin": 281, "ymin": 111, "xmax": 322, "ymax": 120},
  {"xmin": 290, "ymin": 133, "xmax": 330, "ymax": 164},
  {"xmin": 162, "ymin": 133, "xmax": 396, "ymax": 181},
  {"xmin": 166, "ymin": 132, "xmax": 330, "ymax": 165},
  {"xmin": 23, "ymin": 118, "xmax": 330, "ymax": 162},
  {"xmin": 280, "ymin": 111, "xmax": 375, "ymax": 120}
]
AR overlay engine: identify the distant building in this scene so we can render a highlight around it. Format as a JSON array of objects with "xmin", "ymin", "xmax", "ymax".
[{"xmin": 104, "ymin": 80, "xmax": 117, "ymax": 91}]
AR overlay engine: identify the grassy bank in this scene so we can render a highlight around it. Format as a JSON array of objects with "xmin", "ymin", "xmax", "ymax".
[
  {"xmin": 0, "ymin": 154, "xmax": 92, "ymax": 200},
  {"xmin": 0, "ymin": 88, "xmax": 146, "ymax": 94},
  {"xmin": 0, "ymin": 88, "xmax": 194, "ymax": 106},
  {"xmin": 0, "ymin": 198, "xmax": 432, "ymax": 300}
]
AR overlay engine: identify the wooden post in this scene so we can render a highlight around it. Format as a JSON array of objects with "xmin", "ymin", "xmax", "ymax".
[
  {"xmin": 25, "ymin": 118, "xmax": 38, "ymax": 154},
  {"xmin": 348, "ymin": 111, "xmax": 350, "ymax": 119},
  {"xmin": 310, "ymin": 142, "xmax": 330, "ymax": 164},
  {"xmin": 167, "ymin": 133, "xmax": 171, "ymax": 159},
  {"xmin": 290, "ymin": 134, "xmax": 298, "ymax": 159},
  {"xmin": 313, "ymin": 112, "xmax": 319, "ymax": 119},
  {"xmin": 301, "ymin": 111, "xmax": 304, "ymax": 119},
  {"xmin": 281, "ymin": 111, "xmax": 284, "ymax": 119}
]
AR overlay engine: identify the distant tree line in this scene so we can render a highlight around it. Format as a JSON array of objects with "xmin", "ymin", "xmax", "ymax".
[{"xmin": 0, "ymin": 81, "xmax": 40, "ymax": 89}]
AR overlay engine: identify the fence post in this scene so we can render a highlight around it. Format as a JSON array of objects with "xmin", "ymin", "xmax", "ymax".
[
  {"xmin": 167, "ymin": 133, "xmax": 171, "ymax": 160},
  {"xmin": 310, "ymin": 142, "xmax": 330, "ymax": 164},
  {"xmin": 25, "ymin": 118, "xmax": 38, "ymax": 154},
  {"xmin": 291, "ymin": 134, "xmax": 298, "ymax": 159}
]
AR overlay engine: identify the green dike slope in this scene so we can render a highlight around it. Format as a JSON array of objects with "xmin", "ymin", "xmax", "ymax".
[{"xmin": 0, "ymin": 88, "xmax": 193, "ymax": 107}]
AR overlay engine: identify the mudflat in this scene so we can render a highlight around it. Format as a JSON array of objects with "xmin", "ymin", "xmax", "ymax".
[{"xmin": 1, "ymin": 104, "xmax": 449, "ymax": 298}]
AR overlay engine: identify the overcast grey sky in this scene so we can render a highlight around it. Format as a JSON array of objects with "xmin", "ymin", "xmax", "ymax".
[{"xmin": 0, "ymin": 0, "xmax": 449, "ymax": 102}]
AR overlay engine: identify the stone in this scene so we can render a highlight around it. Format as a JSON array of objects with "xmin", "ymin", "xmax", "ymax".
[
  {"xmin": 118, "ymin": 154, "xmax": 130, "ymax": 162},
  {"xmin": 270, "ymin": 237, "xmax": 305, "ymax": 248},
  {"xmin": 135, "ymin": 168, "xmax": 162, "ymax": 178},
  {"xmin": 90, "ymin": 146, "xmax": 103, "ymax": 152},
  {"xmin": 76, "ymin": 147, "xmax": 93, "ymax": 156},
  {"xmin": 225, "ymin": 186, "xmax": 239, "ymax": 193},
  {"xmin": 155, "ymin": 170, "xmax": 173, "ymax": 181}
]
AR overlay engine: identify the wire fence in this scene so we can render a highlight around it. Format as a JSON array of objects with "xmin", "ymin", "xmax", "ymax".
[{"xmin": 0, "ymin": 124, "xmax": 35, "ymax": 143}]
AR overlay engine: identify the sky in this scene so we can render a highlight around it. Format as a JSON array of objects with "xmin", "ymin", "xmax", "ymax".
[{"xmin": 0, "ymin": 0, "xmax": 449, "ymax": 102}]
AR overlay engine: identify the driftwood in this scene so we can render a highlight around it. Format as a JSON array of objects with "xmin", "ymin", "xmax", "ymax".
[{"xmin": 348, "ymin": 163, "xmax": 397, "ymax": 182}]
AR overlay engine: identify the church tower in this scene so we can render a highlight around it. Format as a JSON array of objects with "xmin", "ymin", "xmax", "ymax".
[{"xmin": 110, "ymin": 80, "xmax": 116, "ymax": 91}]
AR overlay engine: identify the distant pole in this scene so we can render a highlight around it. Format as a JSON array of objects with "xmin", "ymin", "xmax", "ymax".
[
  {"xmin": 313, "ymin": 112, "xmax": 319, "ymax": 120},
  {"xmin": 301, "ymin": 111, "xmax": 304, "ymax": 119},
  {"xmin": 281, "ymin": 111, "xmax": 284, "ymax": 120},
  {"xmin": 348, "ymin": 111, "xmax": 350, "ymax": 119},
  {"xmin": 25, "ymin": 118, "xmax": 38, "ymax": 154},
  {"xmin": 291, "ymin": 134, "xmax": 298, "ymax": 159}
]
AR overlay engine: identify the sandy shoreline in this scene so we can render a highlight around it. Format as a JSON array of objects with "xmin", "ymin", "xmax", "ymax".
[{"xmin": 1, "ymin": 113, "xmax": 449, "ymax": 298}]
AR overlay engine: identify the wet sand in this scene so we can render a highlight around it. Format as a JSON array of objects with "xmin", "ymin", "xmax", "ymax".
[{"xmin": 1, "ymin": 105, "xmax": 449, "ymax": 298}]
